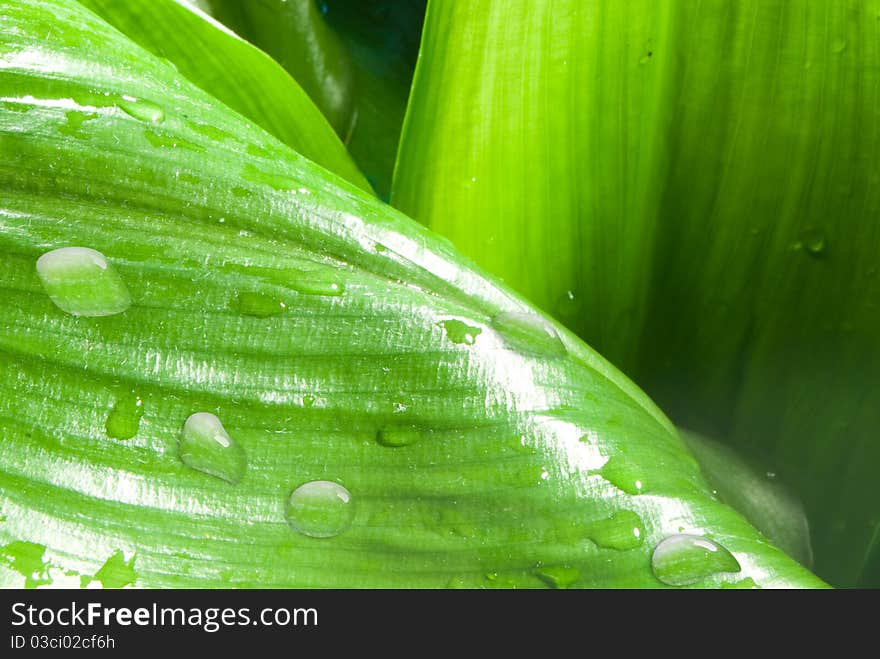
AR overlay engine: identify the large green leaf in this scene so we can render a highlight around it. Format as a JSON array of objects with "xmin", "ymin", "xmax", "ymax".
[
  {"xmin": 0, "ymin": 0, "xmax": 823, "ymax": 588},
  {"xmin": 75, "ymin": 0, "xmax": 370, "ymax": 193},
  {"xmin": 393, "ymin": 0, "xmax": 675, "ymax": 375},
  {"xmin": 393, "ymin": 0, "xmax": 880, "ymax": 586}
]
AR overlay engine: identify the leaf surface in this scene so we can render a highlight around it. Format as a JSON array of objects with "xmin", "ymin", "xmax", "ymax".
[{"xmin": 0, "ymin": 0, "xmax": 823, "ymax": 588}]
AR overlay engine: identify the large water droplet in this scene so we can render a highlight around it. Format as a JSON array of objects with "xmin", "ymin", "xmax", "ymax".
[
  {"xmin": 178, "ymin": 412, "xmax": 246, "ymax": 484},
  {"xmin": 600, "ymin": 458, "xmax": 647, "ymax": 495},
  {"xmin": 651, "ymin": 534, "xmax": 741, "ymax": 586},
  {"xmin": 105, "ymin": 392, "xmax": 144, "ymax": 440},
  {"xmin": 36, "ymin": 247, "xmax": 131, "ymax": 317},
  {"xmin": 117, "ymin": 97, "xmax": 164, "ymax": 124},
  {"xmin": 286, "ymin": 481, "xmax": 354, "ymax": 538},
  {"xmin": 235, "ymin": 292, "xmax": 286, "ymax": 318},
  {"xmin": 438, "ymin": 319, "xmax": 482, "ymax": 345},
  {"xmin": 491, "ymin": 311, "xmax": 567, "ymax": 357},
  {"xmin": 534, "ymin": 565, "xmax": 580, "ymax": 589},
  {"xmin": 590, "ymin": 510, "xmax": 645, "ymax": 550}
]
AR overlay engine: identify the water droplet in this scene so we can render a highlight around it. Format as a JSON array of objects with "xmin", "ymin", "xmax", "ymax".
[
  {"xmin": 58, "ymin": 110, "xmax": 98, "ymax": 138},
  {"xmin": 144, "ymin": 128, "xmax": 205, "ymax": 151},
  {"xmin": 720, "ymin": 577, "xmax": 760, "ymax": 589},
  {"xmin": 0, "ymin": 541, "xmax": 51, "ymax": 588},
  {"xmin": 288, "ymin": 279, "xmax": 344, "ymax": 297},
  {"xmin": 590, "ymin": 510, "xmax": 645, "ymax": 550},
  {"xmin": 186, "ymin": 121, "xmax": 232, "ymax": 140},
  {"xmin": 491, "ymin": 312, "xmax": 567, "ymax": 357},
  {"xmin": 105, "ymin": 391, "xmax": 144, "ymax": 440},
  {"xmin": 639, "ymin": 51, "xmax": 653, "ymax": 64},
  {"xmin": 832, "ymin": 38, "xmax": 847, "ymax": 53},
  {"xmin": 799, "ymin": 227, "xmax": 827, "ymax": 256},
  {"xmin": 600, "ymin": 458, "xmax": 647, "ymax": 495},
  {"xmin": 231, "ymin": 186, "xmax": 253, "ymax": 198},
  {"xmin": 178, "ymin": 412, "xmax": 246, "ymax": 484},
  {"xmin": 117, "ymin": 97, "xmax": 164, "ymax": 124},
  {"xmin": 376, "ymin": 425, "xmax": 422, "ymax": 447},
  {"xmin": 651, "ymin": 534, "xmax": 741, "ymax": 586},
  {"xmin": 235, "ymin": 291, "xmax": 286, "ymax": 318},
  {"xmin": 36, "ymin": 247, "xmax": 131, "ymax": 317},
  {"xmin": 439, "ymin": 319, "xmax": 482, "ymax": 345},
  {"xmin": 241, "ymin": 164, "xmax": 299, "ymax": 190},
  {"xmin": 534, "ymin": 565, "xmax": 580, "ymax": 589},
  {"xmin": 485, "ymin": 571, "xmax": 499, "ymax": 581},
  {"xmin": 92, "ymin": 550, "xmax": 136, "ymax": 588},
  {"xmin": 302, "ymin": 394, "xmax": 316, "ymax": 408},
  {"xmin": 285, "ymin": 480, "xmax": 354, "ymax": 538}
]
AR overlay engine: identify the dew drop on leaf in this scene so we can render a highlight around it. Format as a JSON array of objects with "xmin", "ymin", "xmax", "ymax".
[
  {"xmin": 178, "ymin": 412, "xmax": 246, "ymax": 484},
  {"xmin": 286, "ymin": 481, "xmax": 354, "ymax": 538},
  {"xmin": 438, "ymin": 319, "xmax": 482, "ymax": 345},
  {"xmin": 589, "ymin": 510, "xmax": 645, "ymax": 550},
  {"xmin": 376, "ymin": 425, "xmax": 422, "ymax": 447},
  {"xmin": 651, "ymin": 534, "xmax": 741, "ymax": 586},
  {"xmin": 117, "ymin": 96, "xmax": 165, "ymax": 124},
  {"xmin": 105, "ymin": 391, "xmax": 144, "ymax": 440},
  {"xmin": 36, "ymin": 247, "xmax": 131, "ymax": 317},
  {"xmin": 534, "ymin": 565, "xmax": 581, "ymax": 589},
  {"xmin": 491, "ymin": 311, "xmax": 567, "ymax": 357}
]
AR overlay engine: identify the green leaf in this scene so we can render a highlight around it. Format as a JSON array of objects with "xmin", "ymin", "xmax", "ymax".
[
  {"xmin": 681, "ymin": 429, "xmax": 813, "ymax": 569},
  {"xmin": 75, "ymin": 0, "xmax": 370, "ymax": 193},
  {"xmin": 393, "ymin": 0, "xmax": 880, "ymax": 586},
  {"xmin": 207, "ymin": 0, "xmax": 356, "ymax": 139},
  {"xmin": 323, "ymin": 0, "xmax": 426, "ymax": 200},
  {"xmin": 393, "ymin": 0, "xmax": 676, "ymax": 373},
  {"xmin": 0, "ymin": 0, "xmax": 823, "ymax": 588},
  {"xmin": 208, "ymin": 0, "xmax": 425, "ymax": 199}
]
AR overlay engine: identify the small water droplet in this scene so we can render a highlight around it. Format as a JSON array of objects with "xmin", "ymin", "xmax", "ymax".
[
  {"xmin": 651, "ymin": 534, "xmax": 741, "ymax": 586},
  {"xmin": 376, "ymin": 425, "xmax": 422, "ymax": 447},
  {"xmin": 231, "ymin": 186, "xmax": 253, "ymax": 198},
  {"xmin": 117, "ymin": 97, "xmax": 164, "ymax": 124},
  {"xmin": 832, "ymin": 38, "xmax": 847, "ymax": 53},
  {"xmin": 302, "ymin": 394, "xmax": 316, "ymax": 408},
  {"xmin": 144, "ymin": 128, "xmax": 205, "ymax": 151},
  {"xmin": 288, "ymin": 279, "xmax": 344, "ymax": 297},
  {"xmin": 187, "ymin": 121, "xmax": 232, "ymax": 140},
  {"xmin": 286, "ymin": 480, "xmax": 354, "ymax": 538},
  {"xmin": 58, "ymin": 110, "xmax": 98, "ymax": 139},
  {"xmin": 600, "ymin": 458, "xmax": 647, "ymax": 495},
  {"xmin": 93, "ymin": 550, "xmax": 137, "ymax": 588},
  {"xmin": 799, "ymin": 227, "xmax": 827, "ymax": 256},
  {"xmin": 491, "ymin": 311, "xmax": 567, "ymax": 357},
  {"xmin": 720, "ymin": 577, "xmax": 760, "ymax": 589},
  {"xmin": 534, "ymin": 565, "xmax": 580, "ymax": 589},
  {"xmin": 241, "ymin": 163, "xmax": 299, "ymax": 190},
  {"xmin": 235, "ymin": 291, "xmax": 286, "ymax": 317},
  {"xmin": 36, "ymin": 247, "xmax": 131, "ymax": 317},
  {"xmin": 0, "ymin": 541, "xmax": 51, "ymax": 588},
  {"xmin": 178, "ymin": 412, "xmax": 246, "ymax": 484},
  {"xmin": 439, "ymin": 319, "xmax": 482, "ymax": 345},
  {"xmin": 590, "ymin": 510, "xmax": 645, "ymax": 550},
  {"xmin": 105, "ymin": 391, "xmax": 144, "ymax": 440}
]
